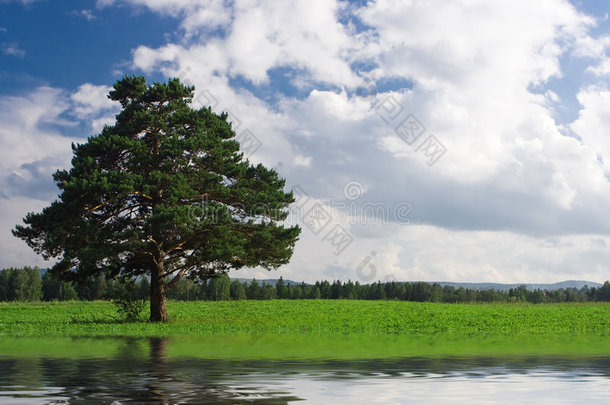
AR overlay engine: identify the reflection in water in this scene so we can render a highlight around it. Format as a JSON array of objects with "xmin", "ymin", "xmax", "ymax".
[
  {"xmin": 147, "ymin": 337, "xmax": 169, "ymax": 403},
  {"xmin": 0, "ymin": 337, "xmax": 610, "ymax": 403}
]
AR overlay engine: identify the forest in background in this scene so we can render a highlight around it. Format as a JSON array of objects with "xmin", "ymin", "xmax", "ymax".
[{"xmin": 1, "ymin": 266, "xmax": 609, "ymax": 304}]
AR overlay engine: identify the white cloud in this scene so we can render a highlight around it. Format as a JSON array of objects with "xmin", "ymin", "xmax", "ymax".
[
  {"xmin": 102, "ymin": 0, "xmax": 610, "ymax": 282},
  {"xmin": 386, "ymin": 225, "xmax": 610, "ymax": 284},
  {"xmin": 82, "ymin": 9, "xmax": 95, "ymax": 20},
  {"xmin": 571, "ymin": 84, "xmax": 610, "ymax": 168},
  {"xmin": 71, "ymin": 83, "xmax": 119, "ymax": 132},
  {"xmin": 579, "ymin": 33, "xmax": 610, "ymax": 76},
  {"xmin": 293, "ymin": 155, "xmax": 311, "ymax": 168},
  {"xmin": 6, "ymin": 0, "xmax": 610, "ymax": 282},
  {"xmin": 234, "ymin": 221, "xmax": 610, "ymax": 284},
  {"xmin": 98, "ymin": 0, "xmax": 233, "ymax": 38},
  {"xmin": 573, "ymin": 33, "xmax": 610, "ymax": 59},
  {"xmin": 0, "ymin": 87, "xmax": 74, "ymax": 177},
  {"xmin": 587, "ymin": 58, "xmax": 610, "ymax": 76},
  {"xmin": 0, "ymin": 196, "xmax": 55, "ymax": 269},
  {"xmin": 0, "ymin": 88, "xmax": 78, "ymax": 267},
  {"xmin": 2, "ymin": 43, "xmax": 25, "ymax": 57},
  {"xmin": 0, "ymin": 84, "xmax": 121, "ymax": 268},
  {"xmin": 70, "ymin": 9, "xmax": 96, "ymax": 21},
  {"xmin": 71, "ymin": 84, "xmax": 115, "ymax": 116},
  {"xmin": 116, "ymin": 0, "xmax": 360, "ymax": 86}
]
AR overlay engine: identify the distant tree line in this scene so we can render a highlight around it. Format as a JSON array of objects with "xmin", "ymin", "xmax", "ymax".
[
  {"xmin": 1, "ymin": 267, "xmax": 610, "ymax": 304},
  {"xmin": 0, "ymin": 267, "xmax": 148, "ymax": 302}
]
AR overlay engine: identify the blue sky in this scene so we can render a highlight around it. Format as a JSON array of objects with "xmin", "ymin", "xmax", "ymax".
[
  {"xmin": 0, "ymin": 0, "xmax": 177, "ymax": 94},
  {"xmin": 2, "ymin": 0, "xmax": 610, "ymax": 284}
]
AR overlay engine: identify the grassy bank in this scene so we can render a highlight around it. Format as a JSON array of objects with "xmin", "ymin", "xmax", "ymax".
[
  {"xmin": 1, "ymin": 300, "xmax": 609, "ymax": 359},
  {"xmin": 1, "ymin": 300, "xmax": 610, "ymax": 337}
]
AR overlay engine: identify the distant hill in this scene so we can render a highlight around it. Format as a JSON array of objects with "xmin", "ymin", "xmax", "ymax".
[
  {"xmin": 232, "ymin": 278, "xmax": 602, "ymax": 291},
  {"xmin": 432, "ymin": 280, "xmax": 602, "ymax": 291},
  {"xmin": 6, "ymin": 270, "xmax": 603, "ymax": 291},
  {"xmin": 233, "ymin": 278, "xmax": 302, "ymax": 286}
]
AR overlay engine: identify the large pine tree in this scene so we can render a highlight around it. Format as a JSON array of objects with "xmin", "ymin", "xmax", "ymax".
[{"xmin": 14, "ymin": 76, "xmax": 300, "ymax": 321}]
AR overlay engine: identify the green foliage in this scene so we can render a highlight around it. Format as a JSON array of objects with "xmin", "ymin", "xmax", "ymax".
[
  {"xmin": 1, "ymin": 266, "xmax": 607, "ymax": 305},
  {"xmin": 113, "ymin": 298, "xmax": 146, "ymax": 322},
  {"xmin": 0, "ymin": 267, "xmax": 42, "ymax": 301},
  {"xmin": 207, "ymin": 273, "xmax": 230, "ymax": 301},
  {"xmin": 166, "ymin": 277, "xmax": 203, "ymax": 300},
  {"xmin": 12, "ymin": 76, "xmax": 300, "ymax": 320},
  {"xmin": 16, "ymin": 76, "xmax": 301, "ymax": 277},
  {"xmin": 75, "ymin": 275, "xmax": 106, "ymax": 300},
  {"xmin": 8, "ymin": 268, "xmax": 28, "ymax": 301},
  {"xmin": 111, "ymin": 281, "xmax": 146, "ymax": 322},
  {"xmin": 597, "ymin": 281, "xmax": 610, "ymax": 301},
  {"xmin": 57, "ymin": 282, "xmax": 79, "ymax": 301},
  {"xmin": 42, "ymin": 271, "xmax": 78, "ymax": 301},
  {"xmin": 261, "ymin": 283, "xmax": 276, "ymax": 299},
  {"xmin": 230, "ymin": 280, "xmax": 247, "ymax": 300},
  {"xmin": 138, "ymin": 277, "xmax": 150, "ymax": 300},
  {"xmin": 247, "ymin": 278, "xmax": 260, "ymax": 300},
  {"xmin": 25, "ymin": 267, "xmax": 42, "ymax": 301},
  {"xmin": 276, "ymin": 276, "xmax": 287, "ymax": 299},
  {"xmin": 0, "ymin": 271, "xmax": 8, "ymax": 301}
]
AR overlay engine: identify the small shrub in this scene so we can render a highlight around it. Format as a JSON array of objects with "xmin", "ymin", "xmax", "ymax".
[
  {"xmin": 110, "ymin": 279, "xmax": 147, "ymax": 322},
  {"xmin": 113, "ymin": 297, "xmax": 146, "ymax": 322}
]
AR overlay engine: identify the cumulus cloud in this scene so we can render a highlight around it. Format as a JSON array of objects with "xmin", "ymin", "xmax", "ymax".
[
  {"xmin": 233, "ymin": 221, "xmax": 610, "ymax": 284},
  {"xmin": 587, "ymin": 58, "xmax": 610, "ymax": 76},
  {"xmin": 71, "ymin": 83, "xmax": 120, "ymax": 132},
  {"xmin": 0, "ymin": 88, "xmax": 76, "ymax": 268},
  {"xmin": 0, "ymin": 87, "xmax": 73, "ymax": 183},
  {"xmin": 71, "ymin": 84, "xmax": 115, "ymax": 116},
  {"xmin": 6, "ymin": 0, "xmax": 610, "ymax": 282},
  {"xmin": 0, "ymin": 84, "xmax": 119, "ymax": 201},
  {"xmin": 571, "ymin": 84, "xmax": 610, "ymax": 167},
  {"xmin": 107, "ymin": 0, "xmax": 360, "ymax": 86},
  {"xmin": 97, "ymin": 0, "xmax": 233, "ymax": 38},
  {"xmin": 88, "ymin": 0, "xmax": 610, "ymax": 282},
  {"xmin": 0, "ymin": 85, "xmax": 120, "ymax": 268}
]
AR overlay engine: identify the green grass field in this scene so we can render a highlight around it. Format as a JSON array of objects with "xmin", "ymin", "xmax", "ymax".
[
  {"xmin": 1, "ymin": 300, "xmax": 610, "ymax": 336},
  {"xmin": 1, "ymin": 300, "xmax": 609, "ymax": 359}
]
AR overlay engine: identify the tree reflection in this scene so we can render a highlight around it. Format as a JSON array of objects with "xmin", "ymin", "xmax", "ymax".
[{"xmin": 0, "ymin": 337, "xmax": 301, "ymax": 404}]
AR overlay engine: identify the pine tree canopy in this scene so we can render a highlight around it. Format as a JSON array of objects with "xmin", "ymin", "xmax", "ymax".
[{"xmin": 13, "ymin": 76, "xmax": 301, "ymax": 321}]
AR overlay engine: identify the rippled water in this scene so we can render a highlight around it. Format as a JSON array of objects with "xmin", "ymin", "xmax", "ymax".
[{"xmin": 1, "ymin": 337, "xmax": 609, "ymax": 404}]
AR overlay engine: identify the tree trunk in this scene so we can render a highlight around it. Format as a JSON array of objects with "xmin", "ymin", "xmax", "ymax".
[{"xmin": 150, "ymin": 265, "xmax": 170, "ymax": 322}]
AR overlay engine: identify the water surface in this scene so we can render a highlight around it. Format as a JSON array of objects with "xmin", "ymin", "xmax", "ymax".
[{"xmin": 1, "ymin": 337, "xmax": 609, "ymax": 404}]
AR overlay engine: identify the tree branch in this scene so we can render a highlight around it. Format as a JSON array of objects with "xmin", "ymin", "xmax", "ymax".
[
  {"xmin": 166, "ymin": 266, "xmax": 192, "ymax": 289},
  {"xmin": 84, "ymin": 191, "xmax": 152, "ymax": 214},
  {"xmin": 165, "ymin": 230, "xmax": 204, "ymax": 255}
]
